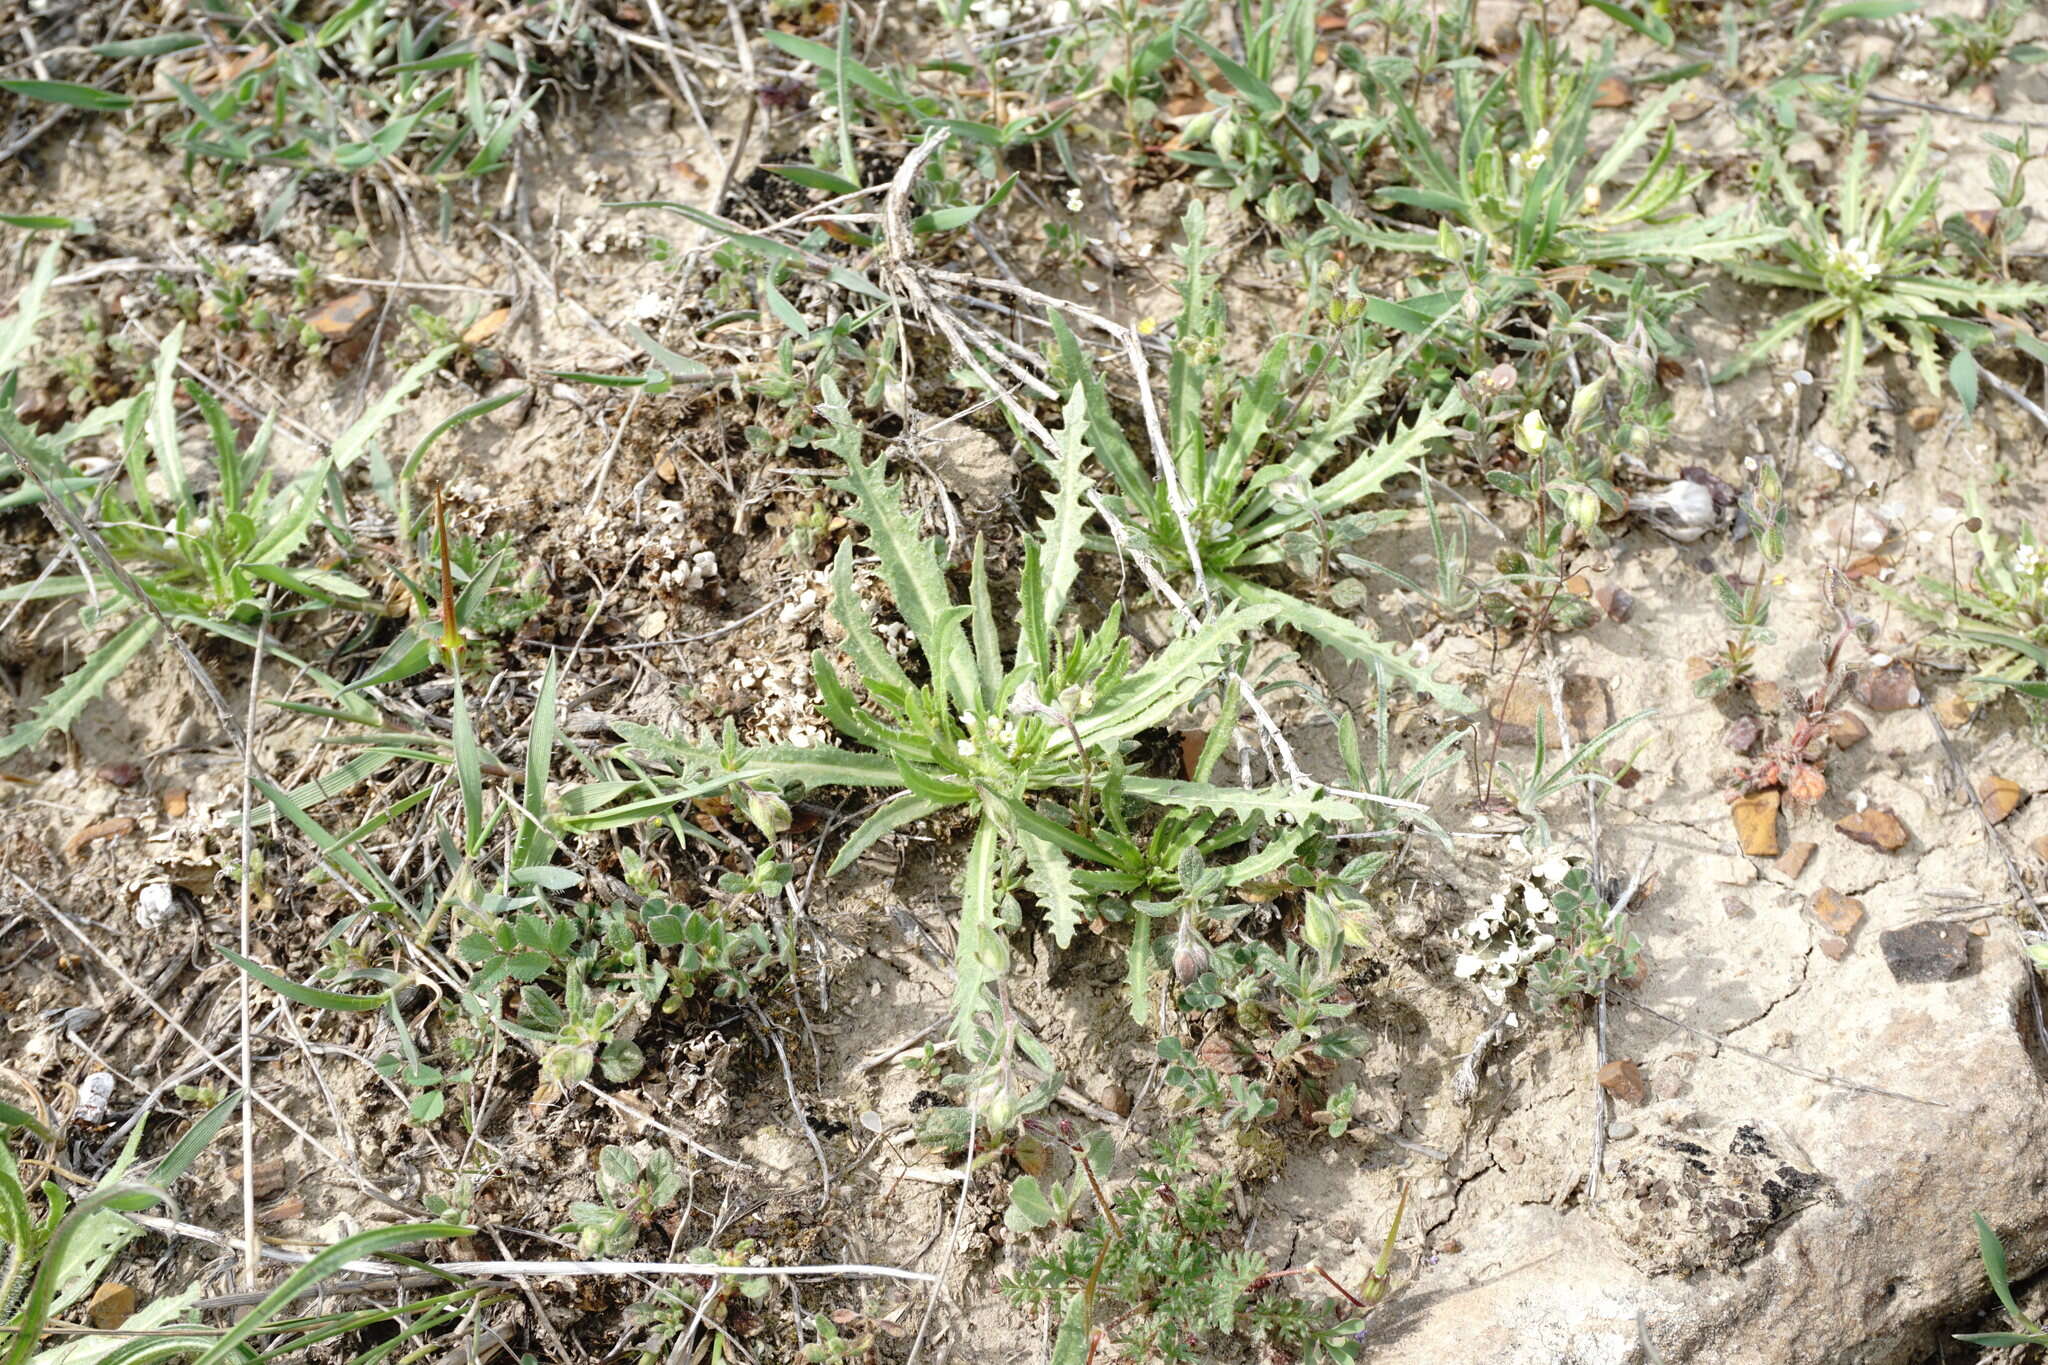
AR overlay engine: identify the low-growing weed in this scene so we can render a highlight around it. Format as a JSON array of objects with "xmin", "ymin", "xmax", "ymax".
[
  {"xmin": 624, "ymin": 1243, "xmax": 773, "ymax": 1364},
  {"xmin": 1929, "ymin": 1, "xmax": 2045, "ymax": 88},
  {"xmin": 0, "ymin": 272, "xmax": 454, "ymax": 756},
  {"xmin": 0, "ymin": 1095, "xmax": 475, "ymax": 1363},
  {"xmin": 1882, "ymin": 497, "xmax": 2048, "ymax": 715},
  {"xmin": 1052, "ymin": 203, "xmax": 1472, "ymax": 710},
  {"xmin": 1334, "ymin": 27, "xmax": 1776, "ymax": 281},
  {"xmin": 1717, "ymin": 126, "xmax": 2048, "ymax": 423},
  {"xmin": 622, "ymin": 373, "xmax": 1398, "ymax": 1123},
  {"xmin": 558, "ymin": 1142, "xmax": 685, "ymax": 1256},
  {"xmin": 1002, "ymin": 1123, "xmax": 1388, "ymax": 1363}
]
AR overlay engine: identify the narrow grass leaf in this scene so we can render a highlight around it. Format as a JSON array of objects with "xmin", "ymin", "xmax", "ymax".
[
  {"xmin": 189, "ymin": 1223, "xmax": 473, "ymax": 1365},
  {"xmin": 333, "ymin": 346, "xmax": 458, "ymax": 470},
  {"xmin": 827, "ymin": 791, "xmax": 946, "ymax": 876},
  {"xmin": 219, "ymin": 947, "xmax": 393, "ymax": 1012},
  {"xmin": 402, "ymin": 388, "xmax": 527, "ymax": 482},
  {"xmin": 0, "ymin": 79, "xmax": 133, "ymax": 111}
]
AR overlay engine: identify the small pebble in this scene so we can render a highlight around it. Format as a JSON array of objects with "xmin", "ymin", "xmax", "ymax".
[
  {"xmin": 1978, "ymin": 776, "xmax": 2024, "ymax": 826},
  {"xmin": 1837, "ymin": 807, "xmax": 1909, "ymax": 852},
  {"xmin": 96, "ymin": 761, "xmax": 142, "ymax": 788},
  {"xmin": 1775, "ymin": 842, "xmax": 1817, "ymax": 878}
]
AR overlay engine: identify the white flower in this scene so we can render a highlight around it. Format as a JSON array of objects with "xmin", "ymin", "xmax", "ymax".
[
  {"xmin": 1532, "ymin": 853, "xmax": 1571, "ymax": 884},
  {"xmin": 1516, "ymin": 409, "xmax": 1548, "ymax": 455},
  {"xmin": 1454, "ymin": 953, "xmax": 1485, "ymax": 979},
  {"xmin": 1824, "ymin": 233, "xmax": 1882, "ymax": 288},
  {"xmin": 1511, "ymin": 127, "xmax": 1553, "ymax": 175},
  {"xmin": 1065, "ymin": 188, "xmax": 1084, "ymax": 213},
  {"xmin": 957, "ymin": 738, "xmax": 976, "ymax": 758},
  {"xmin": 2016, "ymin": 542, "xmax": 2044, "ymax": 575}
]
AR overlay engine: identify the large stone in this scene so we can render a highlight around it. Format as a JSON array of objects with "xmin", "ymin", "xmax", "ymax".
[{"xmin": 1317, "ymin": 946, "xmax": 2047, "ymax": 1365}]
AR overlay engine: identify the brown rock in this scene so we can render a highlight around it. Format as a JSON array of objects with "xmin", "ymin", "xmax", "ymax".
[
  {"xmin": 64, "ymin": 816, "xmax": 137, "ymax": 862},
  {"xmin": 1854, "ymin": 661, "xmax": 1920, "ymax": 712},
  {"xmin": 1594, "ymin": 584, "xmax": 1635, "ymax": 623},
  {"xmin": 1775, "ymin": 841, "xmax": 1817, "ymax": 878},
  {"xmin": 1906, "ymin": 404, "xmax": 1941, "ymax": 431},
  {"xmin": 1825, "ymin": 711, "xmax": 1870, "ymax": 749},
  {"xmin": 1818, "ymin": 935, "xmax": 1850, "ymax": 961},
  {"xmin": 2034, "ymin": 836, "xmax": 2048, "ymax": 863},
  {"xmin": 305, "ymin": 290, "xmax": 375, "ymax": 340},
  {"xmin": 1731, "ymin": 790, "xmax": 1782, "ymax": 857},
  {"xmin": 162, "ymin": 787, "xmax": 189, "ymax": 818},
  {"xmin": 1810, "ymin": 887, "xmax": 1865, "ymax": 936},
  {"xmin": 1592, "ymin": 76, "xmax": 1633, "ymax": 108},
  {"xmin": 1978, "ymin": 775, "xmax": 2024, "ymax": 825},
  {"xmin": 1489, "ymin": 674, "xmax": 1613, "ymax": 745},
  {"xmin": 1598, "ymin": 1058, "xmax": 1646, "ymax": 1105},
  {"xmin": 1837, "ymin": 807, "xmax": 1909, "ymax": 852},
  {"xmin": 1964, "ymin": 207, "xmax": 2000, "ymax": 236},
  {"xmin": 87, "ymin": 1283, "xmax": 135, "ymax": 1330}
]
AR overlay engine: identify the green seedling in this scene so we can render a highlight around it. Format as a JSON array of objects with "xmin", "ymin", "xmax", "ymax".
[
  {"xmin": 558, "ymin": 1143, "xmax": 684, "ymax": 1257},
  {"xmin": 1956, "ymin": 1213, "xmax": 2048, "ymax": 1347}
]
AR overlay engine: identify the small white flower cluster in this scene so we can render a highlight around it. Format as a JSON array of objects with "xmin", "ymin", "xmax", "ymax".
[
  {"xmin": 957, "ymin": 710, "xmax": 1022, "ymax": 760},
  {"xmin": 1823, "ymin": 234, "xmax": 1882, "ymax": 289},
  {"xmin": 968, "ymin": 0, "xmax": 1017, "ymax": 29},
  {"xmin": 2014, "ymin": 540, "xmax": 2044, "ymax": 578},
  {"xmin": 1451, "ymin": 853, "xmax": 1572, "ymax": 1003},
  {"xmin": 1510, "ymin": 127, "xmax": 1553, "ymax": 176}
]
